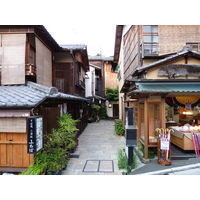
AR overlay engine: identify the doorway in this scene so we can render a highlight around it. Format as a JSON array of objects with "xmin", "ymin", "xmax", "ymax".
[{"xmin": 113, "ymin": 104, "xmax": 119, "ymax": 119}]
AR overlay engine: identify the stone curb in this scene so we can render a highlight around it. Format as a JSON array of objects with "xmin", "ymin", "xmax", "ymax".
[{"xmin": 137, "ymin": 163, "xmax": 200, "ymax": 175}]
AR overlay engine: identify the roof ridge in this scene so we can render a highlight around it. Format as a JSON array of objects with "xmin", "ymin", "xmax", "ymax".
[{"xmin": 26, "ymin": 81, "xmax": 58, "ymax": 95}]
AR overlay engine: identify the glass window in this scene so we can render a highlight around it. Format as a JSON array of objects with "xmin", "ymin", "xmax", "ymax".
[
  {"xmin": 139, "ymin": 103, "xmax": 145, "ymax": 141},
  {"xmin": 148, "ymin": 103, "xmax": 161, "ymax": 144},
  {"xmin": 151, "ymin": 25, "xmax": 158, "ymax": 33},
  {"xmin": 143, "ymin": 25, "xmax": 151, "ymax": 33},
  {"xmin": 143, "ymin": 25, "xmax": 158, "ymax": 55},
  {"xmin": 144, "ymin": 25, "xmax": 158, "ymax": 33},
  {"xmin": 144, "ymin": 36, "xmax": 152, "ymax": 43}
]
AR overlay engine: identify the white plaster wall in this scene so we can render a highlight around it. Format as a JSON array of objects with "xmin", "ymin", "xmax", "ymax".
[
  {"xmin": 85, "ymin": 66, "xmax": 95, "ymax": 97},
  {"xmin": 106, "ymin": 100, "xmax": 113, "ymax": 117}
]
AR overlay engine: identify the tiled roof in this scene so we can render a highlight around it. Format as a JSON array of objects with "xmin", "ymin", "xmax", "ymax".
[
  {"xmin": 89, "ymin": 63, "xmax": 101, "ymax": 70},
  {"xmin": 132, "ymin": 46, "xmax": 200, "ymax": 76},
  {"xmin": 60, "ymin": 44, "xmax": 87, "ymax": 50},
  {"xmin": 0, "ymin": 81, "xmax": 87, "ymax": 108},
  {"xmin": 89, "ymin": 56, "xmax": 113, "ymax": 61}
]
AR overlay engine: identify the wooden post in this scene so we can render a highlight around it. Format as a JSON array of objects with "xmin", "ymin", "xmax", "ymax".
[{"xmin": 144, "ymin": 98, "xmax": 148, "ymax": 160}]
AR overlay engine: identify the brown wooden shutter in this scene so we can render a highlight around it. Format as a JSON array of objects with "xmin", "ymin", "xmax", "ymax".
[{"xmin": 36, "ymin": 38, "xmax": 52, "ymax": 87}]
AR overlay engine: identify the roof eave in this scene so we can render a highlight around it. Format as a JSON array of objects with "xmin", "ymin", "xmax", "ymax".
[{"xmin": 113, "ymin": 25, "xmax": 123, "ymax": 63}]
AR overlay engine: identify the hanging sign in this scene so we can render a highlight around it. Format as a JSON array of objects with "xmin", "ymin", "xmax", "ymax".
[
  {"xmin": 27, "ymin": 116, "xmax": 43, "ymax": 154},
  {"xmin": 160, "ymin": 138, "xmax": 169, "ymax": 150},
  {"xmin": 185, "ymin": 102, "xmax": 192, "ymax": 111}
]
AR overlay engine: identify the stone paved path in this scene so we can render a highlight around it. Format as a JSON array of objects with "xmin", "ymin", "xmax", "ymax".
[{"xmin": 62, "ymin": 120, "xmax": 125, "ymax": 175}]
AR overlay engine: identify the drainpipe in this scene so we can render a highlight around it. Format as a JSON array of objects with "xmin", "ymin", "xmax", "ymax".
[
  {"xmin": 70, "ymin": 50, "xmax": 76, "ymax": 94},
  {"xmin": 92, "ymin": 70, "xmax": 95, "ymax": 102}
]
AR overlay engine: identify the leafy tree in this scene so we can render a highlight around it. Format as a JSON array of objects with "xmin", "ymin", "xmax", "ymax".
[{"xmin": 105, "ymin": 87, "xmax": 119, "ymax": 101}]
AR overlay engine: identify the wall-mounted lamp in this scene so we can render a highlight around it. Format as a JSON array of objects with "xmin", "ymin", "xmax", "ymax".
[{"xmin": 108, "ymin": 104, "xmax": 112, "ymax": 108}]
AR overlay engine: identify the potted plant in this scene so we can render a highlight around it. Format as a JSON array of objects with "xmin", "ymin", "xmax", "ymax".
[
  {"xmin": 90, "ymin": 104, "xmax": 101, "ymax": 122},
  {"xmin": 57, "ymin": 113, "xmax": 79, "ymax": 153},
  {"xmin": 115, "ymin": 121, "xmax": 125, "ymax": 136},
  {"xmin": 20, "ymin": 113, "xmax": 78, "ymax": 175},
  {"xmin": 20, "ymin": 132, "xmax": 69, "ymax": 175}
]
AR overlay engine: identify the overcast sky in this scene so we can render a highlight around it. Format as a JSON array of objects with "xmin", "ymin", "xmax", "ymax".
[{"xmin": 45, "ymin": 24, "xmax": 116, "ymax": 57}]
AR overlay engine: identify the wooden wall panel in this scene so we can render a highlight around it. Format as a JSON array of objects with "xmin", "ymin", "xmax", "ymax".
[
  {"xmin": 39, "ymin": 107, "xmax": 60, "ymax": 135},
  {"xmin": 123, "ymin": 26, "xmax": 140, "ymax": 80},
  {"xmin": 36, "ymin": 38, "xmax": 52, "ymax": 87},
  {"xmin": 54, "ymin": 63, "xmax": 74, "ymax": 94},
  {"xmin": 0, "ymin": 132, "xmax": 34, "ymax": 167},
  {"xmin": 1, "ymin": 34, "xmax": 26, "ymax": 85}
]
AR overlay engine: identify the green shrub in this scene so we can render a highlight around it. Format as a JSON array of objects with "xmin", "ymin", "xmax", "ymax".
[
  {"xmin": 117, "ymin": 148, "xmax": 137, "ymax": 172},
  {"xmin": 115, "ymin": 121, "xmax": 124, "ymax": 135},
  {"xmin": 117, "ymin": 149, "xmax": 128, "ymax": 170},
  {"xmin": 19, "ymin": 113, "xmax": 78, "ymax": 175}
]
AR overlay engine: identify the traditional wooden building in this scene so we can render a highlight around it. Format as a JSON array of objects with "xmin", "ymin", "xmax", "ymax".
[
  {"xmin": 114, "ymin": 25, "xmax": 200, "ymax": 160},
  {"xmin": 88, "ymin": 56, "xmax": 119, "ymax": 118},
  {"xmin": 0, "ymin": 25, "xmax": 89, "ymax": 172},
  {"xmin": 53, "ymin": 44, "xmax": 89, "ymax": 122}
]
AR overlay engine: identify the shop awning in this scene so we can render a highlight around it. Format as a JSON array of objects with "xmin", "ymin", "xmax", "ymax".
[{"xmin": 128, "ymin": 82, "xmax": 200, "ymax": 97}]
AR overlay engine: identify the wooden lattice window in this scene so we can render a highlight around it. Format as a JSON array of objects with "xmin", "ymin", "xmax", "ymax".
[{"xmin": 56, "ymin": 78, "xmax": 65, "ymax": 92}]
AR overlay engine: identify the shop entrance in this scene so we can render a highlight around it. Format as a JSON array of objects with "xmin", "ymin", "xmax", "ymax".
[
  {"xmin": 166, "ymin": 96, "xmax": 200, "ymax": 126},
  {"xmin": 165, "ymin": 96, "xmax": 200, "ymax": 151}
]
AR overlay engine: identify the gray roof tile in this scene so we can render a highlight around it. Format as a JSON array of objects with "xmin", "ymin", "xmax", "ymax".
[
  {"xmin": 60, "ymin": 44, "xmax": 87, "ymax": 50},
  {"xmin": 0, "ymin": 81, "xmax": 88, "ymax": 108}
]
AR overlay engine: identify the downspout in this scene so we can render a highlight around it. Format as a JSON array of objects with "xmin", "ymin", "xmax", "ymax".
[
  {"xmin": 92, "ymin": 70, "xmax": 95, "ymax": 102},
  {"xmin": 138, "ymin": 25, "xmax": 141, "ymax": 68},
  {"xmin": 70, "ymin": 50, "xmax": 76, "ymax": 94}
]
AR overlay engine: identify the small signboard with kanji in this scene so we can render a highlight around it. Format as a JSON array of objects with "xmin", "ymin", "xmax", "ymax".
[{"xmin": 27, "ymin": 116, "xmax": 43, "ymax": 154}]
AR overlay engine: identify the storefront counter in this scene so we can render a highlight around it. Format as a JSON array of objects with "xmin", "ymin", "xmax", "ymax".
[{"xmin": 170, "ymin": 126, "xmax": 196, "ymax": 150}]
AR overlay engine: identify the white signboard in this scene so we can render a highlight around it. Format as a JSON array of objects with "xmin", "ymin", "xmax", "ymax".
[{"xmin": 160, "ymin": 138, "xmax": 169, "ymax": 150}]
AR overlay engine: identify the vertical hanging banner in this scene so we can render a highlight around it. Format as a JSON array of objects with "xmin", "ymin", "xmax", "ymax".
[{"xmin": 27, "ymin": 116, "xmax": 43, "ymax": 154}]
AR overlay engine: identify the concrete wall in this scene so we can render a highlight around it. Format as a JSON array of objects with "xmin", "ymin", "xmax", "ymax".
[
  {"xmin": 85, "ymin": 66, "xmax": 95, "ymax": 97},
  {"xmin": 105, "ymin": 63, "xmax": 118, "ymax": 89}
]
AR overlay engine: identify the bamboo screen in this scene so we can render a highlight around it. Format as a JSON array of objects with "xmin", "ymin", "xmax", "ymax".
[
  {"xmin": 0, "ymin": 118, "xmax": 26, "ymax": 132},
  {"xmin": 1, "ymin": 34, "xmax": 26, "ymax": 85},
  {"xmin": 36, "ymin": 38, "xmax": 52, "ymax": 87}
]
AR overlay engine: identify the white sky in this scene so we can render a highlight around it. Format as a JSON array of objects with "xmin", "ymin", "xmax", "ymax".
[
  {"xmin": 2, "ymin": 1, "xmax": 197, "ymax": 58},
  {"xmin": 44, "ymin": 24, "xmax": 116, "ymax": 57}
]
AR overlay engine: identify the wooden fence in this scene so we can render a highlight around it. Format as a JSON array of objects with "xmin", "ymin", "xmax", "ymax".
[{"xmin": 76, "ymin": 113, "xmax": 88, "ymax": 138}]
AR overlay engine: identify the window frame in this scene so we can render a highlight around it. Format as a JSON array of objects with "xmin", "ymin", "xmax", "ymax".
[{"xmin": 143, "ymin": 25, "xmax": 159, "ymax": 55}]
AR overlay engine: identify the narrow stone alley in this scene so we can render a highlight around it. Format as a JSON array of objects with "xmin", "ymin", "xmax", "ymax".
[{"xmin": 62, "ymin": 120, "xmax": 125, "ymax": 175}]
